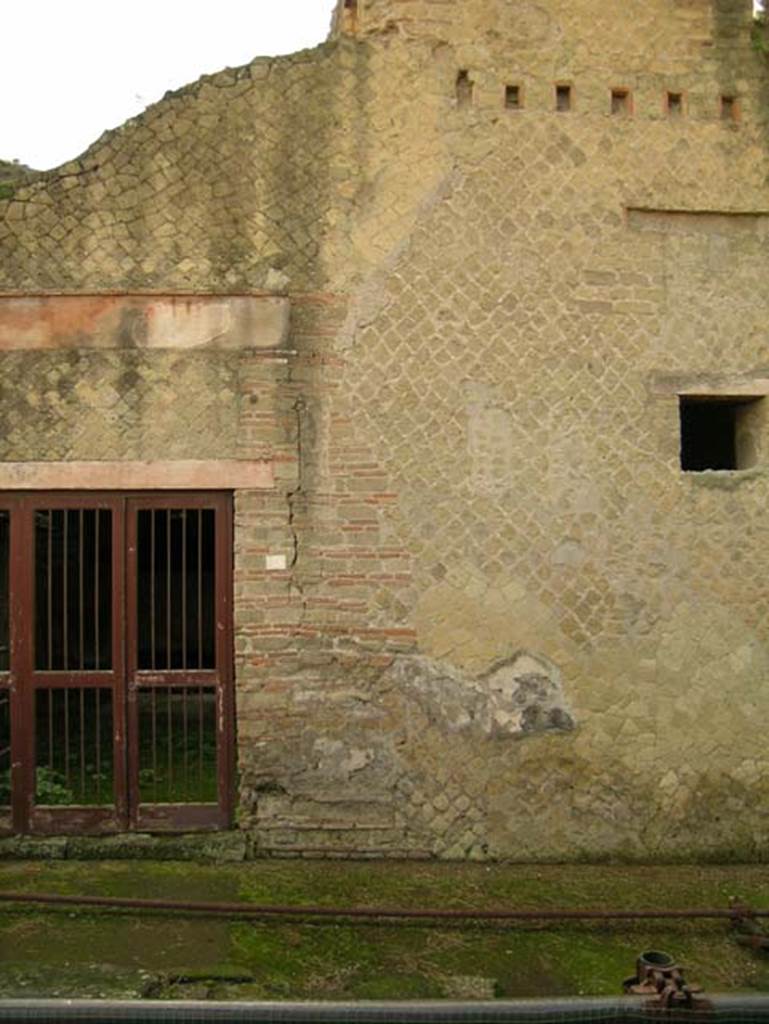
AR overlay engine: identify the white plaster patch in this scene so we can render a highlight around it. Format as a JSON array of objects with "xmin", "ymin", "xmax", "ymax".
[
  {"xmin": 392, "ymin": 649, "xmax": 575, "ymax": 740},
  {"xmin": 312, "ymin": 738, "xmax": 375, "ymax": 779}
]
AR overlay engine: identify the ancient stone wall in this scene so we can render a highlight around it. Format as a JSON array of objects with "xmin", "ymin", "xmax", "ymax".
[{"xmin": 1, "ymin": 0, "xmax": 769, "ymax": 859}]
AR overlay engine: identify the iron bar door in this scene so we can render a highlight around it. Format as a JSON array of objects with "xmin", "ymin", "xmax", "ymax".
[
  {"xmin": 125, "ymin": 494, "xmax": 233, "ymax": 831},
  {"xmin": 0, "ymin": 492, "xmax": 233, "ymax": 836},
  {"xmin": 20, "ymin": 494, "xmax": 125, "ymax": 834}
]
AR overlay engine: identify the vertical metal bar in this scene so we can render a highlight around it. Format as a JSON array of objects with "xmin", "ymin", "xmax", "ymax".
[
  {"xmin": 47, "ymin": 690, "xmax": 53, "ymax": 770},
  {"xmin": 151, "ymin": 687, "xmax": 157, "ymax": 804},
  {"xmin": 166, "ymin": 511, "xmax": 171, "ymax": 670},
  {"xmin": 94, "ymin": 511, "xmax": 100, "ymax": 670},
  {"xmin": 182, "ymin": 685, "xmax": 189, "ymax": 799},
  {"xmin": 167, "ymin": 687, "xmax": 173, "ymax": 801},
  {"xmin": 63, "ymin": 689, "xmax": 70, "ymax": 787},
  {"xmin": 79, "ymin": 687, "xmax": 85, "ymax": 798},
  {"xmin": 150, "ymin": 512, "xmax": 156, "ymax": 671},
  {"xmin": 62, "ymin": 511, "xmax": 69, "ymax": 670},
  {"xmin": 198, "ymin": 686, "xmax": 203, "ymax": 784},
  {"xmin": 46, "ymin": 510, "xmax": 52, "ymax": 670},
  {"xmin": 181, "ymin": 510, "xmax": 187, "ymax": 671},
  {"xmin": 197, "ymin": 510, "xmax": 203, "ymax": 670},
  {"xmin": 95, "ymin": 688, "xmax": 101, "ymax": 802},
  {"xmin": 78, "ymin": 509, "xmax": 84, "ymax": 672}
]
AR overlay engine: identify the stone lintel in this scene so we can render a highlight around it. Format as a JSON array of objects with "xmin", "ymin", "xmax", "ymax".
[
  {"xmin": 0, "ymin": 460, "xmax": 274, "ymax": 490},
  {"xmin": 0, "ymin": 294, "xmax": 289, "ymax": 351},
  {"xmin": 649, "ymin": 372, "xmax": 769, "ymax": 398}
]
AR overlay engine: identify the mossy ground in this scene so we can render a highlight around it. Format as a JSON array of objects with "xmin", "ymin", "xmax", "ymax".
[{"xmin": 2, "ymin": 861, "xmax": 769, "ymax": 1001}]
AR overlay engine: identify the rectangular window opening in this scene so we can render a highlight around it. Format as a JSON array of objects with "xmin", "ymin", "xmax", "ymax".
[
  {"xmin": 611, "ymin": 88, "xmax": 631, "ymax": 115},
  {"xmin": 679, "ymin": 396, "xmax": 764, "ymax": 472},
  {"xmin": 505, "ymin": 84, "xmax": 522, "ymax": 110},
  {"xmin": 667, "ymin": 92, "xmax": 683, "ymax": 117},
  {"xmin": 555, "ymin": 84, "xmax": 572, "ymax": 112},
  {"xmin": 456, "ymin": 70, "xmax": 473, "ymax": 108},
  {"xmin": 721, "ymin": 95, "xmax": 737, "ymax": 121}
]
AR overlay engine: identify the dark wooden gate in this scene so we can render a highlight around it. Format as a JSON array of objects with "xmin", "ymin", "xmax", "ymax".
[{"xmin": 0, "ymin": 492, "xmax": 233, "ymax": 835}]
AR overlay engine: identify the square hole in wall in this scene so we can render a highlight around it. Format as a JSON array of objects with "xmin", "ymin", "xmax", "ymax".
[
  {"xmin": 611, "ymin": 88, "xmax": 631, "ymax": 115},
  {"xmin": 679, "ymin": 396, "xmax": 764, "ymax": 472},
  {"xmin": 555, "ymin": 84, "xmax": 572, "ymax": 111},
  {"xmin": 666, "ymin": 92, "xmax": 683, "ymax": 117},
  {"xmin": 505, "ymin": 84, "xmax": 522, "ymax": 109}
]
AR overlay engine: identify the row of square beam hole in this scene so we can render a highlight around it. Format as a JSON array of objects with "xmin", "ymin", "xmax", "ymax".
[{"xmin": 455, "ymin": 73, "xmax": 739, "ymax": 120}]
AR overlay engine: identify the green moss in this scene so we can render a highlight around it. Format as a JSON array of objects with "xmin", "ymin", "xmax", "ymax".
[
  {"xmin": 0, "ymin": 183, "xmax": 14, "ymax": 202},
  {"xmin": 2, "ymin": 861, "xmax": 769, "ymax": 1000},
  {"xmin": 353, "ymin": 973, "xmax": 444, "ymax": 999}
]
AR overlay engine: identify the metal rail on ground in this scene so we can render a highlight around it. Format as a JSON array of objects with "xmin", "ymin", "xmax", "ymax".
[{"xmin": 1, "ymin": 891, "xmax": 768, "ymax": 922}]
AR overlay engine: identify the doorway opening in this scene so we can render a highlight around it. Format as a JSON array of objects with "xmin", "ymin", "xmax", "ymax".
[{"xmin": 0, "ymin": 492, "xmax": 233, "ymax": 836}]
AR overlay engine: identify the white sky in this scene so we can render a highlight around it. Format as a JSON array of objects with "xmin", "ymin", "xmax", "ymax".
[
  {"xmin": 1, "ymin": 2, "xmax": 334, "ymax": 170},
  {"xmin": 1, "ymin": 0, "xmax": 764, "ymax": 171}
]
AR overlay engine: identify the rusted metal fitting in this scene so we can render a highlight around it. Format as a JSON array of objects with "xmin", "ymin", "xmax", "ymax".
[{"xmin": 623, "ymin": 951, "xmax": 704, "ymax": 1009}]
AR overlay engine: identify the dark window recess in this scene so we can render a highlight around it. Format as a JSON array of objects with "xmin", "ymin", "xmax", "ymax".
[
  {"xmin": 456, "ymin": 70, "xmax": 473, "ymax": 108},
  {"xmin": 680, "ymin": 396, "xmax": 764, "ymax": 472},
  {"xmin": 34, "ymin": 688, "xmax": 113, "ymax": 806},
  {"xmin": 0, "ymin": 688, "xmax": 9, "ymax": 808},
  {"xmin": 137, "ymin": 508, "xmax": 216, "ymax": 670},
  {"xmin": 138, "ymin": 686, "xmax": 217, "ymax": 804},
  {"xmin": 0, "ymin": 512, "xmax": 8, "ymax": 673},
  {"xmin": 611, "ymin": 88, "xmax": 630, "ymax": 115},
  {"xmin": 505, "ymin": 84, "xmax": 522, "ymax": 109},
  {"xmin": 35, "ymin": 509, "xmax": 112, "ymax": 671},
  {"xmin": 679, "ymin": 397, "xmax": 763, "ymax": 471},
  {"xmin": 721, "ymin": 95, "xmax": 736, "ymax": 120},
  {"xmin": 344, "ymin": 0, "xmax": 356, "ymax": 7},
  {"xmin": 556, "ymin": 84, "xmax": 572, "ymax": 111},
  {"xmin": 667, "ymin": 92, "xmax": 683, "ymax": 116}
]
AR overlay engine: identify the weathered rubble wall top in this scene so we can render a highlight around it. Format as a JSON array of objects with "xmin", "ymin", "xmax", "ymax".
[{"xmin": 1, "ymin": 0, "xmax": 765, "ymax": 296}]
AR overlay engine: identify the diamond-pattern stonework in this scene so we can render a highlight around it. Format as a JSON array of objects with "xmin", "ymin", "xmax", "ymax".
[
  {"xmin": 0, "ymin": 351, "xmax": 241, "ymax": 461},
  {"xmin": 1, "ymin": 0, "xmax": 768, "ymax": 858}
]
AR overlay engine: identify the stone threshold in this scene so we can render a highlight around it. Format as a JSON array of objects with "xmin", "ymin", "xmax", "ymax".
[
  {"xmin": 0, "ymin": 833, "xmax": 435, "ymax": 862},
  {"xmin": 0, "ymin": 831, "xmax": 249, "ymax": 863}
]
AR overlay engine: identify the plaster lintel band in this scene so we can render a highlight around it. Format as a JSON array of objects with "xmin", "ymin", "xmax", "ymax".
[
  {"xmin": 0, "ymin": 460, "xmax": 274, "ymax": 490},
  {"xmin": 0, "ymin": 294, "xmax": 290, "ymax": 351}
]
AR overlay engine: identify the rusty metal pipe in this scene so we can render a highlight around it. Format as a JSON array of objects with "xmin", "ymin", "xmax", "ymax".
[
  {"xmin": 11, "ymin": 995, "xmax": 769, "ymax": 1024},
  {"xmin": 0, "ymin": 891, "xmax": 767, "ymax": 922}
]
